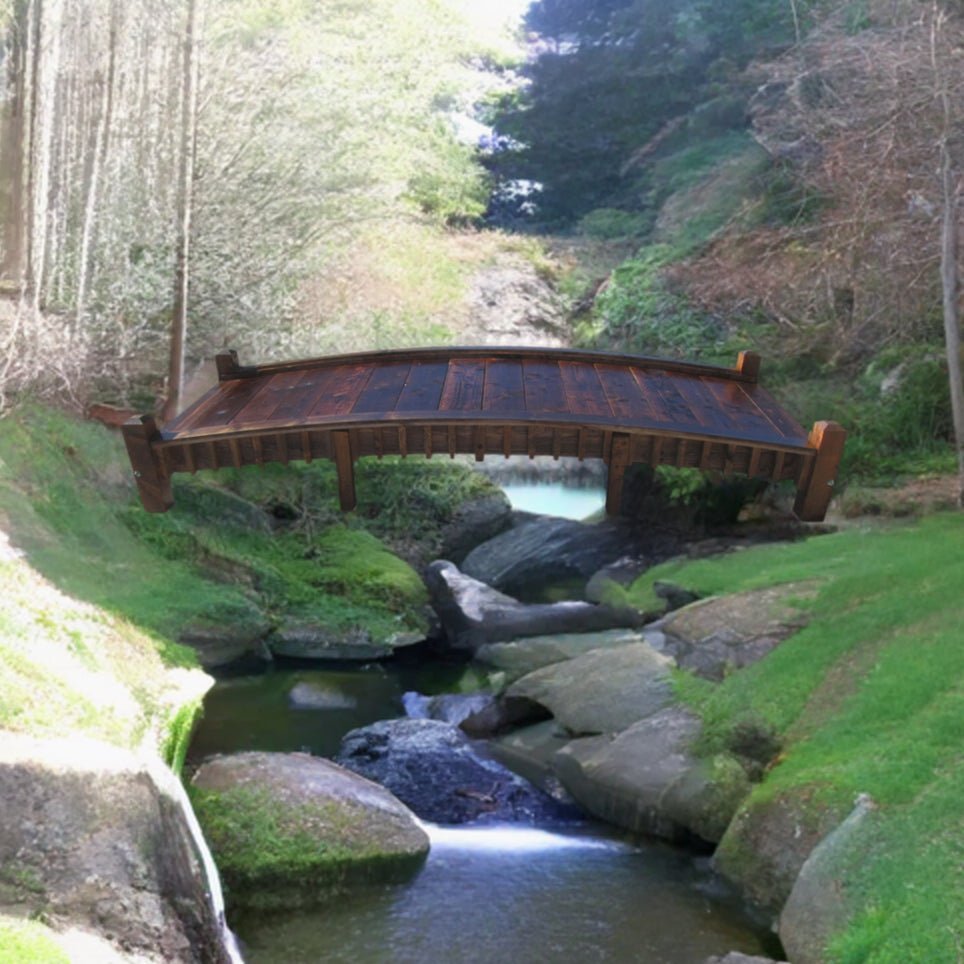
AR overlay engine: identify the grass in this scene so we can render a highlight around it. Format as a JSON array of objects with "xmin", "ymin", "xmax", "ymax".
[
  {"xmin": 0, "ymin": 919, "xmax": 69, "ymax": 964},
  {"xmin": 625, "ymin": 515, "xmax": 964, "ymax": 960}
]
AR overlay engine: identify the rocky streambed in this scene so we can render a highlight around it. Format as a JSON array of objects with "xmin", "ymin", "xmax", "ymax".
[{"xmin": 182, "ymin": 507, "xmax": 833, "ymax": 963}]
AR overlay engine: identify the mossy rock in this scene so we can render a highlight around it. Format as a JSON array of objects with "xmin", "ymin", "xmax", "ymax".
[{"xmin": 190, "ymin": 752, "xmax": 429, "ymax": 911}]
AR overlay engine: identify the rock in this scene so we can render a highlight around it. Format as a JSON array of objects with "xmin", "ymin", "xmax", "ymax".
[
  {"xmin": 714, "ymin": 785, "xmax": 850, "ymax": 914},
  {"xmin": 425, "ymin": 560, "xmax": 638, "ymax": 652},
  {"xmin": 653, "ymin": 580, "xmax": 701, "ymax": 612},
  {"xmin": 585, "ymin": 556, "xmax": 650, "ymax": 605},
  {"xmin": 491, "ymin": 720, "xmax": 573, "ymax": 794},
  {"xmin": 704, "ymin": 954, "xmax": 785, "ymax": 964},
  {"xmin": 653, "ymin": 584, "xmax": 816, "ymax": 681},
  {"xmin": 268, "ymin": 621, "xmax": 424, "ymax": 661},
  {"xmin": 438, "ymin": 492, "xmax": 513, "ymax": 564},
  {"xmin": 506, "ymin": 642, "xmax": 674, "ymax": 735},
  {"xmin": 178, "ymin": 609, "xmax": 272, "ymax": 669},
  {"xmin": 552, "ymin": 707, "xmax": 750, "ymax": 843},
  {"xmin": 779, "ymin": 795, "xmax": 878, "ymax": 963},
  {"xmin": 0, "ymin": 734, "xmax": 226, "ymax": 964},
  {"xmin": 462, "ymin": 516, "xmax": 641, "ymax": 599},
  {"xmin": 191, "ymin": 752, "xmax": 428, "ymax": 910},
  {"xmin": 475, "ymin": 627, "xmax": 655, "ymax": 685},
  {"xmin": 288, "ymin": 682, "xmax": 358, "ymax": 710},
  {"xmin": 335, "ymin": 718, "xmax": 573, "ymax": 825}
]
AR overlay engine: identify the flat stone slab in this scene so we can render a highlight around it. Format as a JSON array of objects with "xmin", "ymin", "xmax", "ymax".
[
  {"xmin": 475, "ymin": 628, "xmax": 659, "ymax": 684},
  {"xmin": 506, "ymin": 642, "xmax": 674, "ymax": 735},
  {"xmin": 654, "ymin": 583, "xmax": 816, "ymax": 680},
  {"xmin": 552, "ymin": 706, "xmax": 750, "ymax": 843}
]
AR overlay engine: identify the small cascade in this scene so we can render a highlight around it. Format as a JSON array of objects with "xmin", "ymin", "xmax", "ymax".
[{"xmin": 147, "ymin": 757, "xmax": 246, "ymax": 964}]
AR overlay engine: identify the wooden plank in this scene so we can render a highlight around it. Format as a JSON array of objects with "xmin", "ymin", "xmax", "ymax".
[
  {"xmin": 559, "ymin": 362, "xmax": 612, "ymax": 417},
  {"xmin": 270, "ymin": 369, "xmax": 330, "ymax": 424},
  {"xmin": 352, "ymin": 362, "xmax": 412, "ymax": 414},
  {"xmin": 301, "ymin": 431, "xmax": 312, "ymax": 463},
  {"xmin": 483, "ymin": 359, "xmax": 525, "ymax": 413},
  {"xmin": 522, "ymin": 360, "xmax": 569, "ymax": 414},
  {"xmin": 398, "ymin": 425, "xmax": 408, "ymax": 458},
  {"xmin": 277, "ymin": 434, "xmax": 289, "ymax": 465},
  {"xmin": 701, "ymin": 376, "xmax": 786, "ymax": 445},
  {"xmin": 504, "ymin": 426, "xmax": 512, "ymax": 459},
  {"xmin": 577, "ymin": 428, "xmax": 586, "ymax": 461},
  {"xmin": 637, "ymin": 369, "xmax": 702, "ymax": 428},
  {"xmin": 740, "ymin": 382, "xmax": 809, "ymax": 442},
  {"xmin": 122, "ymin": 416, "xmax": 173, "ymax": 513},
  {"xmin": 230, "ymin": 369, "xmax": 307, "ymax": 426},
  {"xmin": 395, "ymin": 361, "xmax": 450, "ymax": 413},
  {"xmin": 606, "ymin": 433, "xmax": 631, "ymax": 515},
  {"xmin": 308, "ymin": 364, "xmax": 373, "ymax": 417},
  {"xmin": 474, "ymin": 426, "xmax": 485, "ymax": 462},
  {"xmin": 169, "ymin": 372, "xmax": 267, "ymax": 435},
  {"xmin": 332, "ymin": 430, "xmax": 356, "ymax": 511},
  {"xmin": 596, "ymin": 365, "xmax": 655, "ymax": 421},
  {"xmin": 794, "ymin": 421, "xmax": 847, "ymax": 521},
  {"xmin": 672, "ymin": 374, "xmax": 742, "ymax": 435},
  {"xmin": 439, "ymin": 359, "xmax": 485, "ymax": 411},
  {"xmin": 448, "ymin": 425, "xmax": 457, "ymax": 458}
]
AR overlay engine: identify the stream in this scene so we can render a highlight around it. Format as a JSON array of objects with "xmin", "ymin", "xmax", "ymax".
[{"xmin": 187, "ymin": 660, "xmax": 780, "ymax": 963}]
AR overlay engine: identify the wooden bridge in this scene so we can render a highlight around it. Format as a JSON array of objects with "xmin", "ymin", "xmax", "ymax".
[{"xmin": 123, "ymin": 346, "xmax": 845, "ymax": 522}]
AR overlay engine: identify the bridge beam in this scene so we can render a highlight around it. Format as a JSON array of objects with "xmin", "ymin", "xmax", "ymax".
[
  {"xmin": 122, "ymin": 415, "xmax": 173, "ymax": 513},
  {"xmin": 605, "ymin": 432, "xmax": 632, "ymax": 515}
]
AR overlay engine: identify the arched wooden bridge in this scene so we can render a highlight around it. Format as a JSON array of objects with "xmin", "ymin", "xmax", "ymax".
[{"xmin": 123, "ymin": 346, "xmax": 845, "ymax": 521}]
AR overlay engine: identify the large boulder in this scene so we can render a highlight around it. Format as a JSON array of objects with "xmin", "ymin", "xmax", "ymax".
[
  {"xmin": 0, "ymin": 734, "xmax": 227, "ymax": 964},
  {"xmin": 779, "ymin": 795, "xmax": 878, "ymax": 963},
  {"xmin": 424, "ymin": 560, "xmax": 639, "ymax": 652},
  {"xmin": 267, "ymin": 621, "xmax": 424, "ymax": 661},
  {"xmin": 461, "ymin": 516, "xmax": 641, "ymax": 599},
  {"xmin": 335, "ymin": 718, "xmax": 574, "ymax": 825},
  {"xmin": 552, "ymin": 706, "xmax": 750, "ymax": 843},
  {"xmin": 178, "ymin": 606, "xmax": 272, "ymax": 669},
  {"xmin": 653, "ymin": 584, "xmax": 815, "ymax": 681},
  {"xmin": 190, "ymin": 752, "xmax": 428, "ymax": 911},
  {"xmin": 438, "ymin": 492, "xmax": 513, "ymax": 564},
  {"xmin": 714, "ymin": 785, "xmax": 850, "ymax": 914},
  {"xmin": 475, "ymin": 627, "xmax": 657, "ymax": 685},
  {"xmin": 506, "ymin": 642, "xmax": 674, "ymax": 735}
]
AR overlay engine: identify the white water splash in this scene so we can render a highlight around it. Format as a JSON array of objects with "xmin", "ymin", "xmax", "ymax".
[
  {"xmin": 147, "ymin": 758, "xmax": 246, "ymax": 964},
  {"xmin": 421, "ymin": 822, "xmax": 634, "ymax": 854}
]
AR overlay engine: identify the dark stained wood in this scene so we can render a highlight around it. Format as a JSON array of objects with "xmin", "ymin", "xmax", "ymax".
[
  {"xmin": 523, "ymin": 360, "xmax": 569, "ymax": 414},
  {"xmin": 483, "ymin": 359, "xmax": 525, "ymax": 413},
  {"xmin": 606, "ymin": 433, "xmax": 631, "ymax": 514},
  {"xmin": 122, "ymin": 416, "xmax": 173, "ymax": 512},
  {"xmin": 439, "ymin": 359, "xmax": 485, "ymax": 411},
  {"xmin": 352, "ymin": 362, "xmax": 411, "ymax": 414},
  {"xmin": 129, "ymin": 347, "xmax": 838, "ymax": 522},
  {"xmin": 559, "ymin": 362, "xmax": 611, "ymax": 417}
]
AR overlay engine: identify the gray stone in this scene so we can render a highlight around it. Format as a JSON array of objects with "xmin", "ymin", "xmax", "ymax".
[
  {"xmin": 653, "ymin": 584, "xmax": 816, "ymax": 681},
  {"xmin": 506, "ymin": 642, "xmax": 674, "ymax": 735},
  {"xmin": 0, "ymin": 734, "xmax": 226, "ymax": 963},
  {"xmin": 268, "ymin": 621, "xmax": 423, "ymax": 661},
  {"xmin": 491, "ymin": 720, "xmax": 573, "ymax": 794},
  {"xmin": 704, "ymin": 954, "xmax": 785, "ymax": 964},
  {"xmin": 779, "ymin": 795, "xmax": 878, "ymax": 963},
  {"xmin": 462, "ymin": 516, "xmax": 641, "ymax": 599},
  {"xmin": 425, "ymin": 560, "xmax": 639, "ymax": 652},
  {"xmin": 438, "ymin": 492, "xmax": 513, "ymax": 564},
  {"xmin": 192, "ymin": 752, "xmax": 429, "ymax": 910},
  {"xmin": 178, "ymin": 610, "xmax": 272, "ymax": 669},
  {"xmin": 552, "ymin": 706, "xmax": 750, "ymax": 843},
  {"xmin": 585, "ymin": 556, "xmax": 650, "ymax": 605},
  {"xmin": 335, "ymin": 718, "xmax": 573, "ymax": 825},
  {"xmin": 475, "ymin": 628, "xmax": 655, "ymax": 685}
]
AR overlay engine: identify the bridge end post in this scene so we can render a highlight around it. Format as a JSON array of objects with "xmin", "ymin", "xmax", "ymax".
[
  {"xmin": 332, "ymin": 430, "xmax": 356, "ymax": 511},
  {"xmin": 605, "ymin": 432, "xmax": 632, "ymax": 516},
  {"xmin": 122, "ymin": 415, "xmax": 173, "ymax": 513},
  {"xmin": 216, "ymin": 350, "xmax": 242, "ymax": 380},
  {"xmin": 794, "ymin": 421, "xmax": 847, "ymax": 521},
  {"xmin": 737, "ymin": 350, "xmax": 761, "ymax": 381}
]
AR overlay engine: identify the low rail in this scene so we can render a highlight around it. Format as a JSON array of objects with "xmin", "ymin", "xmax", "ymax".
[{"xmin": 123, "ymin": 346, "xmax": 845, "ymax": 521}]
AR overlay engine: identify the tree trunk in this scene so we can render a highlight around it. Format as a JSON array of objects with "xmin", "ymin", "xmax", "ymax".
[
  {"xmin": 162, "ymin": 0, "xmax": 199, "ymax": 422},
  {"xmin": 0, "ymin": 0, "xmax": 29, "ymax": 288}
]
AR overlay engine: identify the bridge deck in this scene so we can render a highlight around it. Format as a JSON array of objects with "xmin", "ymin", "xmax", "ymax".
[{"xmin": 123, "ymin": 347, "xmax": 845, "ymax": 521}]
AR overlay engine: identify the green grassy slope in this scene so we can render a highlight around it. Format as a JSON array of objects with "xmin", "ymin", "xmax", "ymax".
[{"xmin": 626, "ymin": 517, "xmax": 964, "ymax": 961}]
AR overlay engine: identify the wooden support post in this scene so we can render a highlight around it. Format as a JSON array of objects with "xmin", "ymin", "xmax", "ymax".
[
  {"xmin": 216, "ymin": 349, "xmax": 241, "ymax": 380},
  {"xmin": 122, "ymin": 416, "xmax": 173, "ymax": 513},
  {"xmin": 737, "ymin": 350, "xmax": 761, "ymax": 381},
  {"xmin": 794, "ymin": 421, "xmax": 847, "ymax": 522},
  {"xmin": 605, "ymin": 432, "xmax": 632, "ymax": 516},
  {"xmin": 332, "ymin": 430, "xmax": 356, "ymax": 511}
]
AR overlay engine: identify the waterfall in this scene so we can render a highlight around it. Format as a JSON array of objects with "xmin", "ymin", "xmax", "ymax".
[{"xmin": 147, "ymin": 757, "xmax": 246, "ymax": 964}]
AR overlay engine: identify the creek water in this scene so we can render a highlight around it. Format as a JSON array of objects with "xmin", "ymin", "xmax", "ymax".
[
  {"xmin": 188, "ymin": 662, "xmax": 780, "ymax": 963},
  {"xmin": 499, "ymin": 481, "xmax": 606, "ymax": 520}
]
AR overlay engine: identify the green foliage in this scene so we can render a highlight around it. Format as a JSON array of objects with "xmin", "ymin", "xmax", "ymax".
[
  {"xmin": 627, "ymin": 515, "xmax": 964, "ymax": 960},
  {"xmin": 405, "ymin": 128, "xmax": 492, "ymax": 225},
  {"xmin": 579, "ymin": 208, "xmax": 651, "ymax": 240},
  {"xmin": 0, "ymin": 920, "xmax": 69, "ymax": 964},
  {"xmin": 161, "ymin": 698, "xmax": 205, "ymax": 777}
]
